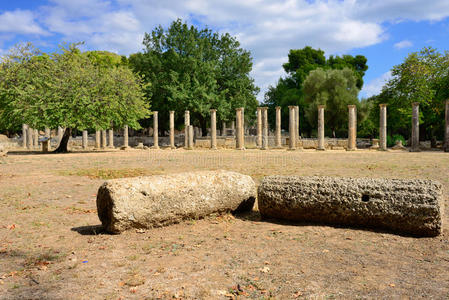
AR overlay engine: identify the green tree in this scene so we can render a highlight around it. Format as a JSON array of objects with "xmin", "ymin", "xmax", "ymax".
[
  {"xmin": 129, "ymin": 19, "xmax": 259, "ymax": 136},
  {"xmin": 303, "ymin": 68, "xmax": 359, "ymax": 137},
  {"xmin": 0, "ymin": 43, "xmax": 149, "ymax": 152}
]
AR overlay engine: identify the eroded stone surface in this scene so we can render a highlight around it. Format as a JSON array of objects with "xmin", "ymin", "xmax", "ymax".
[
  {"xmin": 258, "ymin": 176, "xmax": 443, "ymax": 236},
  {"xmin": 97, "ymin": 170, "xmax": 256, "ymax": 233}
]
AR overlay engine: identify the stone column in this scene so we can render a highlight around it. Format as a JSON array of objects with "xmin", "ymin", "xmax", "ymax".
[
  {"xmin": 169, "ymin": 111, "xmax": 175, "ymax": 149},
  {"xmin": 241, "ymin": 108, "xmax": 245, "ymax": 139},
  {"xmin": 153, "ymin": 111, "xmax": 159, "ymax": 149},
  {"xmin": 261, "ymin": 107, "xmax": 269, "ymax": 150},
  {"xmin": 210, "ymin": 109, "xmax": 217, "ymax": 150},
  {"xmin": 45, "ymin": 128, "xmax": 51, "ymax": 151},
  {"xmin": 184, "ymin": 110, "xmax": 190, "ymax": 147},
  {"xmin": 27, "ymin": 127, "xmax": 33, "ymax": 149},
  {"xmin": 101, "ymin": 130, "xmax": 107, "ymax": 148},
  {"xmin": 288, "ymin": 106, "xmax": 296, "ymax": 150},
  {"xmin": 33, "ymin": 129, "xmax": 39, "ymax": 149},
  {"xmin": 379, "ymin": 104, "xmax": 387, "ymax": 151},
  {"xmin": 347, "ymin": 105, "xmax": 357, "ymax": 151},
  {"xmin": 123, "ymin": 125, "xmax": 129, "ymax": 148},
  {"xmin": 187, "ymin": 125, "xmax": 194, "ymax": 150},
  {"xmin": 256, "ymin": 107, "xmax": 262, "ymax": 147},
  {"xmin": 275, "ymin": 106, "xmax": 282, "ymax": 148},
  {"xmin": 57, "ymin": 126, "xmax": 64, "ymax": 145},
  {"xmin": 317, "ymin": 105, "xmax": 325, "ymax": 151},
  {"xmin": 108, "ymin": 129, "xmax": 114, "ymax": 148},
  {"xmin": 222, "ymin": 121, "xmax": 227, "ymax": 137},
  {"xmin": 95, "ymin": 130, "xmax": 101, "ymax": 149},
  {"xmin": 445, "ymin": 100, "xmax": 449, "ymax": 152},
  {"xmin": 82, "ymin": 130, "xmax": 88, "ymax": 150},
  {"xmin": 411, "ymin": 102, "xmax": 420, "ymax": 152},
  {"xmin": 295, "ymin": 105, "xmax": 299, "ymax": 142},
  {"xmin": 22, "ymin": 124, "xmax": 28, "ymax": 148},
  {"xmin": 235, "ymin": 108, "xmax": 244, "ymax": 150}
]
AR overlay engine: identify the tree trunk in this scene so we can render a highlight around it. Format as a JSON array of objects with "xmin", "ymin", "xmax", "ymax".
[{"xmin": 53, "ymin": 128, "xmax": 72, "ymax": 153}]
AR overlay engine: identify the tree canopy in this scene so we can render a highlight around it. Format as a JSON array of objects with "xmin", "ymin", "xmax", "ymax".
[
  {"xmin": 128, "ymin": 19, "xmax": 259, "ymax": 135},
  {"xmin": 0, "ymin": 43, "xmax": 149, "ymax": 152}
]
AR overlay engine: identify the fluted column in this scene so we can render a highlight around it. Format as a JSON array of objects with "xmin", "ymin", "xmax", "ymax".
[
  {"xmin": 101, "ymin": 130, "xmax": 107, "ymax": 148},
  {"xmin": 288, "ymin": 106, "xmax": 296, "ymax": 150},
  {"xmin": 33, "ymin": 129, "xmax": 39, "ymax": 149},
  {"xmin": 169, "ymin": 111, "xmax": 175, "ymax": 149},
  {"xmin": 184, "ymin": 110, "xmax": 190, "ymax": 147},
  {"xmin": 95, "ymin": 130, "xmax": 101, "ymax": 148},
  {"xmin": 295, "ymin": 105, "xmax": 299, "ymax": 143},
  {"xmin": 256, "ymin": 107, "xmax": 262, "ymax": 147},
  {"xmin": 444, "ymin": 100, "xmax": 449, "ymax": 152},
  {"xmin": 22, "ymin": 124, "xmax": 28, "ymax": 148},
  {"xmin": 153, "ymin": 111, "xmax": 159, "ymax": 149},
  {"xmin": 317, "ymin": 105, "xmax": 325, "ymax": 151},
  {"xmin": 82, "ymin": 130, "xmax": 88, "ymax": 150},
  {"xmin": 379, "ymin": 104, "xmax": 387, "ymax": 151},
  {"xmin": 236, "ymin": 108, "xmax": 244, "ymax": 150},
  {"xmin": 187, "ymin": 125, "xmax": 194, "ymax": 150},
  {"xmin": 261, "ymin": 107, "xmax": 269, "ymax": 150},
  {"xmin": 210, "ymin": 109, "xmax": 217, "ymax": 150},
  {"xmin": 411, "ymin": 102, "xmax": 420, "ymax": 152},
  {"xmin": 108, "ymin": 129, "xmax": 114, "ymax": 148},
  {"xmin": 347, "ymin": 105, "xmax": 357, "ymax": 151},
  {"xmin": 27, "ymin": 127, "xmax": 33, "ymax": 149},
  {"xmin": 123, "ymin": 125, "xmax": 129, "ymax": 148},
  {"xmin": 275, "ymin": 106, "xmax": 282, "ymax": 148}
]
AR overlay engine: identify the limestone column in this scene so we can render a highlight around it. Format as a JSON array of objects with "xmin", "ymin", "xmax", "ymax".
[
  {"xmin": 235, "ymin": 108, "xmax": 244, "ymax": 150},
  {"xmin": 275, "ymin": 106, "xmax": 282, "ymax": 148},
  {"xmin": 108, "ymin": 129, "xmax": 114, "ymax": 148},
  {"xmin": 288, "ymin": 106, "xmax": 296, "ymax": 150},
  {"xmin": 123, "ymin": 125, "xmax": 129, "ymax": 148},
  {"xmin": 187, "ymin": 125, "xmax": 194, "ymax": 150},
  {"xmin": 82, "ymin": 130, "xmax": 88, "ymax": 150},
  {"xmin": 444, "ymin": 100, "xmax": 449, "ymax": 152},
  {"xmin": 241, "ymin": 108, "xmax": 245, "ymax": 139},
  {"xmin": 210, "ymin": 109, "xmax": 217, "ymax": 150},
  {"xmin": 222, "ymin": 121, "xmax": 227, "ymax": 137},
  {"xmin": 256, "ymin": 107, "xmax": 262, "ymax": 147},
  {"xmin": 95, "ymin": 130, "xmax": 101, "ymax": 148},
  {"xmin": 317, "ymin": 105, "xmax": 325, "ymax": 151},
  {"xmin": 22, "ymin": 124, "xmax": 28, "ymax": 148},
  {"xmin": 153, "ymin": 111, "xmax": 159, "ymax": 149},
  {"xmin": 295, "ymin": 105, "xmax": 300, "ymax": 142},
  {"xmin": 101, "ymin": 130, "xmax": 107, "ymax": 148},
  {"xmin": 347, "ymin": 105, "xmax": 357, "ymax": 151},
  {"xmin": 33, "ymin": 129, "xmax": 39, "ymax": 149},
  {"xmin": 57, "ymin": 126, "xmax": 64, "ymax": 145},
  {"xmin": 379, "ymin": 104, "xmax": 387, "ymax": 151},
  {"xmin": 261, "ymin": 107, "xmax": 269, "ymax": 150},
  {"xmin": 27, "ymin": 127, "xmax": 33, "ymax": 149},
  {"xmin": 411, "ymin": 102, "xmax": 420, "ymax": 152},
  {"xmin": 169, "ymin": 111, "xmax": 175, "ymax": 149},
  {"xmin": 184, "ymin": 110, "xmax": 190, "ymax": 147},
  {"xmin": 45, "ymin": 128, "xmax": 51, "ymax": 151}
]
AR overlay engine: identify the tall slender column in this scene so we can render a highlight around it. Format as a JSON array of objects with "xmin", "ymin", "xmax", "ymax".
[
  {"xmin": 27, "ymin": 127, "xmax": 33, "ymax": 149},
  {"xmin": 411, "ymin": 102, "xmax": 420, "ymax": 152},
  {"xmin": 153, "ymin": 111, "xmax": 159, "ymax": 149},
  {"xmin": 169, "ymin": 111, "xmax": 175, "ymax": 149},
  {"xmin": 123, "ymin": 125, "xmax": 129, "ymax": 148},
  {"xmin": 33, "ymin": 129, "xmax": 39, "ymax": 149},
  {"xmin": 261, "ymin": 107, "xmax": 269, "ymax": 150},
  {"xmin": 187, "ymin": 125, "xmax": 194, "ymax": 150},
  {"xmin": 108, "ymin": 129, "xmax": 114, "ymax": 148},
  {"xmin": 22, "ymin": 124, "xmax": 28, "ymax": 148},
  {"xmin": 444, "ymin": 100, "xmax": 449, "ymax": 152},
  {"xmin": 241, "ymin": 108, "xmax": 245, "ymax": 140},
  {"xmin": 379, "ymin": 104, "xmax": 387, "ymax": 151},
  {"xmin": 256, "ymin": 107, "xmax": 262, "ymax": 147},
  {"xmin": 295, "ymin": 105, "xmax": 299, "ymax": 142},
  {"xmin": 317, "ymin": 105, "xmax": 325, "ymax": 151},
  {"xmin": 95, "ymin": 130, "xmax": 101, "ymax": 148},
  {"xmin": 101, "ymin": 130, "xmax": 107, "ymax": 148},
  {"xmin": 288, "ymin": 106, "xmax": 296, "ymax": 150},
  {"xmin": 235, "ymin": 108, "xmax": 244, "ymax": 150},
  {"xmin": 57, "ymin": 126, "xmax": 64, "ymax": 145},
  {"xmin": 347, "ymin": 105, "xmax": 357, "ymax": 151},
  {"xmin": 45, "ymin": 128, "xmax": 51, "ymax": 151},
  {"xmin": 82, "ymin": 130, "xmax": 88, "ymax": 150},
  {"xmin": 184, "ymin": 110, "xmax": 190, "ymax": 147},
  {"xmin": 222, "ymin": 121, "xmax": 227, "ymax": 137},
  {"xmin": 275, "ymin": 106, "xmax": 282, "ymax": 148},
  {"xmin": 210, "ymin": 109, "xmax": 217, "ymax": 150}
]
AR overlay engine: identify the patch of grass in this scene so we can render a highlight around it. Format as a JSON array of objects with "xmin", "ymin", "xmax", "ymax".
[{"xmin": 59, "ymin": 168, "xmax": 162, "ymax": 179}]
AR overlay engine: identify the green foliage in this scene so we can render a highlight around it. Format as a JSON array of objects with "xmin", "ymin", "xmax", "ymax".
[
  {"xmin": 387, "ymin": 134, "xmax": 406, "ymax": 147},
  {"xmin": 129, "ymin": 19, "xmax": 259, "ymax": 135},
  {"xmin": 263, "ymin": 46, "xmax": 367, "ymax": 136},
  {"xmin": 0, "ymin": 42, "xmax": 149, "ymax": 138},
  {"xmin": 303, "ymin": 68, "xmax": 359, "ymax": 137}
]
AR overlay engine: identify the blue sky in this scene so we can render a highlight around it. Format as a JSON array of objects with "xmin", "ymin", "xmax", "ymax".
[{"xmin": 1, "ymin": 0, "xmax": 449, "ymax": 101}]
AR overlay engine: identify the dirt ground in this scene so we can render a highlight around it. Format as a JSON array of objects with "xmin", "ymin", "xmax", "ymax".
[{"xmin": 0, "ymin": 148, "xmax": 448, "ymax": 299}]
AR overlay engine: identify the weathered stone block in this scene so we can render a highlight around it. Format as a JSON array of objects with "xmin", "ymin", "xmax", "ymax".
[
  {"xmin": 258, "ymin": 176, "xmax": 443, "ymax": 236},
  {"xmin": 97, "ymin": 170, "xmax": 256, "ymax": 233}
]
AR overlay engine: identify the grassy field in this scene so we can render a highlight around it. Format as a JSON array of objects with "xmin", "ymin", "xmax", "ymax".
[{"xmin": 0, "ymin": 148, "xmax": 448, "ymax": 299}]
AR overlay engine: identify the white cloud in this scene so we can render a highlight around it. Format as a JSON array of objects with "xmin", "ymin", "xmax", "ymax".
[
  {"xmin": 394, "ymin": 40, "xmax": 413, "ymax": 49},
  {"xmin": 361, "ymin": 71, "xmax": 392, "ymax": 98},
  {"xmin": 0, "ymin": 10, "xmax": 47, "ymax": 35}
]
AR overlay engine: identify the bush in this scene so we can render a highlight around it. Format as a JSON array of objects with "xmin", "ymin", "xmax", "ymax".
[{"xmin": 387, "ymin": 134, "xmax": 406, "ymax": 147}]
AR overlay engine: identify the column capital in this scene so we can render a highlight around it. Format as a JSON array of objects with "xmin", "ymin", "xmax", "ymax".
[
  {"xmin": 169, "ymin": 110, "xmax": 174, "ymax": 114},
  {"xmin": 210, "ymin": 109, "xmax": 216, "ymax": 113},
  {"xmin": 257, "ymin": 107, "xmax": 262, "ymax": 111},
  {"xmin": 348, "ymin": 105, "xmax": 356, "ymax": 109},
  {"xmin": 379, "ymin": 103, "xmax": 387, "ymax": 108},
  {"xmin": 412, "ymin": 102, "xmax": 420, "ymax": 107},
  {"xmin": 153, "ymin": 110, "xmax": 158, "ymax": 114},
  {"xmin": 318, "ymin": 105, "xmax": 325, "ymax": 109},
  {"xmin": 275, "ymin": 106, "xmax": 281, "ymax": 110},
  {"xmin": 236, "ymin": 107, "xmax": 244, "ymax": 111},
  {"xmin": 288, "ymin": 105, "xmax": 296, "ymax": 109}
]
